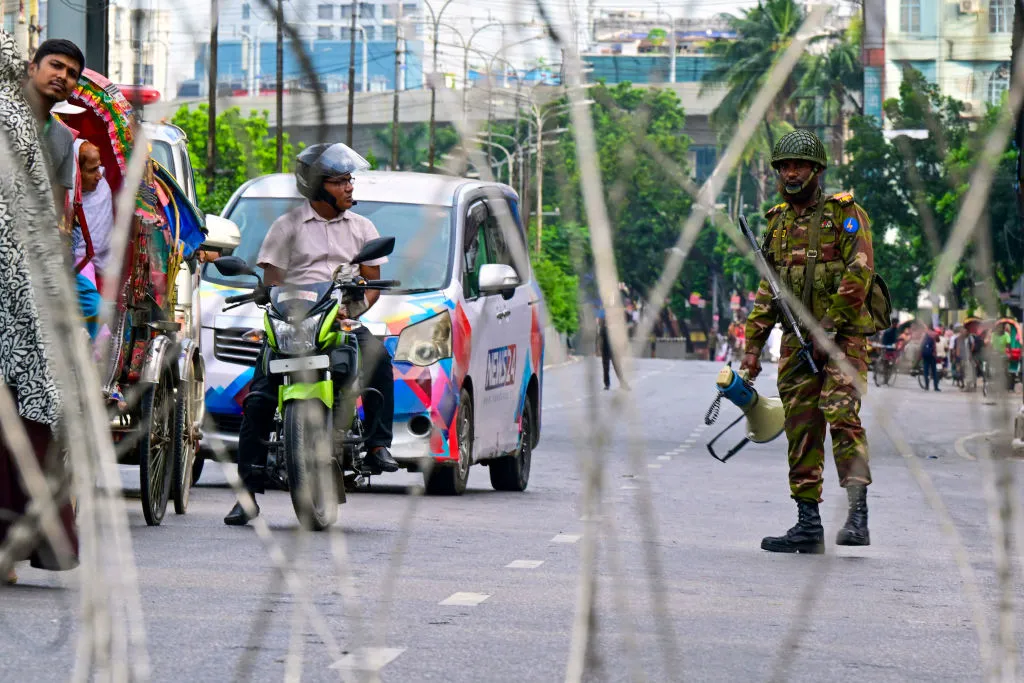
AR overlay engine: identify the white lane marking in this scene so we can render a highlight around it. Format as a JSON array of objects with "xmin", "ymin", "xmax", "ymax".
[
  {"xmin": 648, "ymin": 463, "xmax": 662, "ymax": 469},
  {"xmin": 506, "ymin": 559, "xmax": 545, "ymax": 569},
  {"xmin": 683, "ymin": 439, "xmax": 697, "ymax": 444},
  {"xmin": 658, "ymin": 455, "xmax": 672, "ymax": 461},
  {"xmin": 551, "ymin": 533, "xmax": 582, "ymax": 544},
  {"xmin": 440, "ymin": 592, "xmax": 490, "ymax": 606},
  {"xmin": 954, "ymin": 430, "xmax": 1000, "ymax": 461},
  {"xmin": 330, "ymin": 647, "xmax": 406, "ymax": 671},
  {"xmin": 621, "ymin": 485, "xmax": 639, "ymax": 490}
]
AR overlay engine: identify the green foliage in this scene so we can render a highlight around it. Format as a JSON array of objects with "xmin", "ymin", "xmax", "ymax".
[
  {"xmin": 837, "ymin": 66, "xmax": 1023, "ymax": 312},
  {"xmin": 702, "ymin": 0, "xmax": 814, "ymax": 131},
  {"xmin": 533, "ymin": 257, "xmax": 579, "ymax": 335},
  {"xmin": 373, "ymin": 123, "xmax": 458, "ymax": 171},
  {"xmin": 172, "ymin": 104, "xmax": 294, "ymax": 215}
]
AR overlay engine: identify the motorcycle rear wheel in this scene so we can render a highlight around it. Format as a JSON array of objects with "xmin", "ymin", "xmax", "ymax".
[{"xmin": 283, "ymin": 400, "xmax": 337, "ymax": 531}]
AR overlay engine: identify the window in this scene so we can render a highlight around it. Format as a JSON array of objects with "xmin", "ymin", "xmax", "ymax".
[
  {"xmin": 318, "ymin": 25, "xmax": 333, "ymax": 39},
  {"xmin": 341, "ymin": 4, "xmax": 352, "ymax": 17},
  {"xmin": 340, "ymin": 27, "xmax": 351, "ymax": 40},
  {"xmin": 899, "ymin": 0, "xmax": 920, "ymax": 33},
  {"xmin": 463, "ymin": 202, "xmax": 490, "ymax": 299},
  {"xmin": 402, "ymin": 3, "xmax": 416, "ymax": 15},
  {"xmin": 318, "ymin": 3, "xmax": 333, "ymax": 19},
  {"xmin": 241, "ymin": 2, "xmax": 250, "ymax": 19},
  {"xmin": 114, "ymin": 8, "xmax": 123, "ymax": 40},
  {"xmin": 486, "ymin": 199, "xmax": 529, "ymax": 278},
  {"xmin": 990, "ymin": 0, "xmax": 1012, "ymax": 33},
  {"xmin": 133, "ymin": 63, "xmax": 154, "ymax": 84},
  {"xmin": 242, "ymin": 24, "xmax": 250, "ymax": 35},
  {"xmin": 989, "ymin": 63, "xmax": 1011, "ymax": 105},
  {"xmin": 360, "ymin": 3, "xmax": 374, "ymax": 18},
  {"xmin": 382, "ymin": 25, "xmax": 396, "ymax": 41},
  {"xmin": 382, "ymin": 3, "xmax": 396, "ymax": 18},
  {"xmin": 364, "ymin": 25, "xmax": 375, "ymax": 40},
  {"xmin": 693, "ymin": 145, "xmax": 716, "ymax": 182}
]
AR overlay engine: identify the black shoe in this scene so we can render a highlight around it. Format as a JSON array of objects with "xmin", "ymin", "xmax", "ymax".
[
  {"xmin": 761, "ymin": 499, "xmax": 825, "ymax": 554},
  {"xmin": 224, "ymin": 499, "xmax": 259, "ymax": 526},
  {"xmin": 935, "ymin": 387, "xmax": 941, "ymax": 392},
  {"xmin": 365, "ymin": 447, "xmax": 399, "ymax": 473},
  {"xmin": 836, "ymin": 484, "xmax": 870, "ymax": 546}
]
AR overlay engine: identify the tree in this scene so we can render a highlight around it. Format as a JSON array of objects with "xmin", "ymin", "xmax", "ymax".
[
  {"xmin": 373, "ymin": 123, "xmax": 458, "ymax": 171},
  {"xmin": 794, "ymin": 26, "xmax": 863, "ymax": 163},
  {"xmin": 172, "ymin": 105, "xmax": 294, "ymax": 214},
  {"xmin": 701, "ymin": 0, "xmax": 813, "ymax": 141}
]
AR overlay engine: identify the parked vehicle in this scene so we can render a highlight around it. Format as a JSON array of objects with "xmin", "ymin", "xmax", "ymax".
[{"xmin": 199, "ymin": 172, "xmax": 545, "ymax": 494}]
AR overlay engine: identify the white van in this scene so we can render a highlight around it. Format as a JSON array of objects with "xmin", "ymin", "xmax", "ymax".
[{"xmin": 199, "ymin": 172, "xmax": 545, "ymax": 494}]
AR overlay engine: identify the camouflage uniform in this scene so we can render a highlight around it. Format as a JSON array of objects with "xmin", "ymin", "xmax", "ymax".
[{"xmin": 744, "ymin": 190, "xmax": 874, "ymax": 502}]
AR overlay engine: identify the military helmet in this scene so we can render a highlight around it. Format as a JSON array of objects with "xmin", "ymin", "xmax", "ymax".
[{"xmin": 770, "ymin": 129, "xmax": 827, "ymax": 170}]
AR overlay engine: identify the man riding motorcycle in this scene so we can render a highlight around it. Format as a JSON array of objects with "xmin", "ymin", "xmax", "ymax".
[{"xmin": 224, "ymin": 143, "xmax": 399, "ymax": 526}]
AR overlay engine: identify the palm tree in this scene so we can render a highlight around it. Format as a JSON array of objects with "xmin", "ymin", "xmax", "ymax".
[
  {"xmin": 795, "ymin": 30, "xmax": 863, "ymax": 165},
  {"xmin": 701, "ymin": 0, "xmax": 813, "ymax": 149}
]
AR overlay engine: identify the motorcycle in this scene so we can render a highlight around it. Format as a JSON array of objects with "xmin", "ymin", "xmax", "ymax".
[{"xmin": 214, "ymin": 237, "xmax": 399, "ymax": 530}]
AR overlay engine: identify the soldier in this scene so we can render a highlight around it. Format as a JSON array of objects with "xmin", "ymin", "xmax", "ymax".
[{"xmin": 740, "ymin": 130, "xmax": 874, "ymax": 554}]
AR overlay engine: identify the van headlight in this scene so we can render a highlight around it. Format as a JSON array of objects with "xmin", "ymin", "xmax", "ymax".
[
  {"xmin": 270, "ymin": 316, "xmax": 320, "ymax": 355},
  {"xmin": 394, "ymin": 310, "xmax": 452, "ymax": 366}
]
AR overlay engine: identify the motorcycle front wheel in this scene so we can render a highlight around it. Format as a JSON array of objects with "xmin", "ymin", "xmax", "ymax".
[{"xmin": 283, "ymin": 400, "xmax": 337, "ymax": 531}]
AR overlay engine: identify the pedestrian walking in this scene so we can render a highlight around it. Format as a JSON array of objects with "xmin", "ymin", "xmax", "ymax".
[
  {"xmin": 920, "ymin": 327, "xmax": 940, "ymax": 391},
  {"xmin": 741, "ymin": 130, "xmax": 874, "ymax": 553},
  {"xmin": 597, "ymin": 308, "xmax": 629, "ymax": 391}
]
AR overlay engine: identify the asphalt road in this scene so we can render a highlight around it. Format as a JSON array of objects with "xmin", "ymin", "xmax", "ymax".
[{"xmin": 2, "ymin": 358, "xmax": 1021, "ymax": 682}]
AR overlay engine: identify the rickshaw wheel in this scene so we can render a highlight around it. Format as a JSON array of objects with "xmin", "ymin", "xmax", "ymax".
[
  {"xmin": 172, "ymin": 358, "xmax": 202, "ymax": 515},
  {"xmin": 140, "ymin": 372, "xmax": 174, "ymax": 526}
]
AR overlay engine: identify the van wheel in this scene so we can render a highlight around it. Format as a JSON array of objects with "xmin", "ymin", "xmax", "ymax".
[
  {"xmin": 489, "ymin": 395, "xmax": 533, "ymax": 492},
  {"xmin": 424, "ymin": 388, "xmax": 472, "ymax": 495}
]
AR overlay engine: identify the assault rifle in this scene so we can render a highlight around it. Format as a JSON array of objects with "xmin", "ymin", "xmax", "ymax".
[{"xmin": 739, "ymin": 215, "xmax": 819, "ymax": 375}]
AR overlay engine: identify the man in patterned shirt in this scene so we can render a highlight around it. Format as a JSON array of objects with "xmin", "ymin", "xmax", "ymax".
[{"xmin": 740, "ymin": 130, "xmax": 874, "ymax": 554}]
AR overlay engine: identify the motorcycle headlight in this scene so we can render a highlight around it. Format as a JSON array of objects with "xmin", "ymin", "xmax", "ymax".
[
  {"xmin": 270, "ymin": 316, "xmax": 321, "ymax": 355},
  {"xmin": 394, "ymin": 310, "xmax": 452, "ymax": 367}
]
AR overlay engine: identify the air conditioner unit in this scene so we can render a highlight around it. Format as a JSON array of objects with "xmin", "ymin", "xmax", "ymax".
[{"xmin": 958, "ymin": 0, "xmax": 981, "ymax": 13}]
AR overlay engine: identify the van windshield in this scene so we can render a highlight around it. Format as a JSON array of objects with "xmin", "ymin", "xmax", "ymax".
[{"xmin": 203, "ymin": 197, "xmax": 454, "ymax": 292}]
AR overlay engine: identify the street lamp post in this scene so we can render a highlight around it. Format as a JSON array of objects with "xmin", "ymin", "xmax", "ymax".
[
  {"xmin": 423, "ymin": 0, "xmax": 457, "ymax": 170},
  {"xmin": 471, "ymin": 138, "xmax": 514, "ymax": 185}
]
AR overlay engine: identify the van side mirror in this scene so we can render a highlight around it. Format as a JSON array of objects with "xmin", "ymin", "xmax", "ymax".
[
  {"xmin": 203, "ymin": 215, "xmax": 242, "ymax": 254},
  {"xmin": 478, "ymin": 263, "xmax": 520, "ymax": 299},
  {"xmin": 352, "ymin": 236, "xmax": 395, "ymax": 264}
]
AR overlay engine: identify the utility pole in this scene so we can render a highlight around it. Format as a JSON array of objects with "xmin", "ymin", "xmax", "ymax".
[
  {"xmin": 346, "ymin": 0, "xmax": 358, "ymax": 146},
  {"xmin": 534, "ymin": 108, "xmax": 543, "ymax": 255},
  {"xmin": 275, "ymin": 0, "xmax": 284, "ymax": 172},
  {"xmin": 207, "ymin": 0, "xmax": 218, "ymax": 188},
  {"xmin": 427, "ymin": 0, "xmax": 456, "ymax": 171},
  {"xmin": 391, "ymin": 2, "xmax": 403, "ymax": 169}
]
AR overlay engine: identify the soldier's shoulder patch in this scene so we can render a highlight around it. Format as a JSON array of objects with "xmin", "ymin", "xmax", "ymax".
[
  {"xmin": 831, "ymin": 191, "xmax": 855, "ymax": 206},
  {"xmin": 765, "ymin": 202, "xmax": 787, "ymax": 218}
]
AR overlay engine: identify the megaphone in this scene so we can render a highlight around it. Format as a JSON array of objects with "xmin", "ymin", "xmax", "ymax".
[{"xmin": 705, "ymin": 365, "xmax": 786, "ymax": 462}]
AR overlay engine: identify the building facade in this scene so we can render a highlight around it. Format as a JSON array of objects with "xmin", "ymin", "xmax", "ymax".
[
  {"xmin": 190, "ymin": 0, "xmax": 425, "ymax": 94},
  {"xmin": 884, "ymin": 0, "xmax": 1012, "ymax": 116},
  {"xmin": 107, "ymin": 0, "xmax": 173, "ymax": 97}
]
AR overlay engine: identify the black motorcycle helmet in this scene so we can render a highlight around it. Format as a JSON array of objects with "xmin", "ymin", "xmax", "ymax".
[{"xmin": 294, "ymin": 142, "xmax": 370, "ymax": 207}]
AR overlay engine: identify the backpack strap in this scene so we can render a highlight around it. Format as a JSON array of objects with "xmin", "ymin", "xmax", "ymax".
[{"xmin": 801, "ymin": 193, "xmax": 828, "ymax": 310}]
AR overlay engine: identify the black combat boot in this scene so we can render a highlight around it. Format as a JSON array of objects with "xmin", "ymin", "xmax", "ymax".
[
  {"xmin": 835, "ymin": 484, "xmax": 870, "ymax": 546},
  {"xmin": 761, "ymin": 499, "xmax": 825, "ymax": 554}
]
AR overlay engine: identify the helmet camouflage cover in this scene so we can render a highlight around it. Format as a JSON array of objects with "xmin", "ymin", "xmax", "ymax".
[{"xmin": 771, "ymin": 129, "xmax": 827, "ymax": 170}]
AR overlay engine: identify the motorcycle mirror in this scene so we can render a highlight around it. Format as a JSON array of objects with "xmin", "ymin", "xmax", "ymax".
[
  {"xmin": 351, "ymin": 236, "xmax": 395, "ymax": 265},
  {"xmin": 214, "ymin": 255, "xmax": 255, "ymax": 277}
]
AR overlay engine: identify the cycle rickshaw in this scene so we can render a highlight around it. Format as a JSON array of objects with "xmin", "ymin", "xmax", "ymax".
[{"xmin": 60, "ymin": 70, "xmax": 208, "ymax": 525}]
